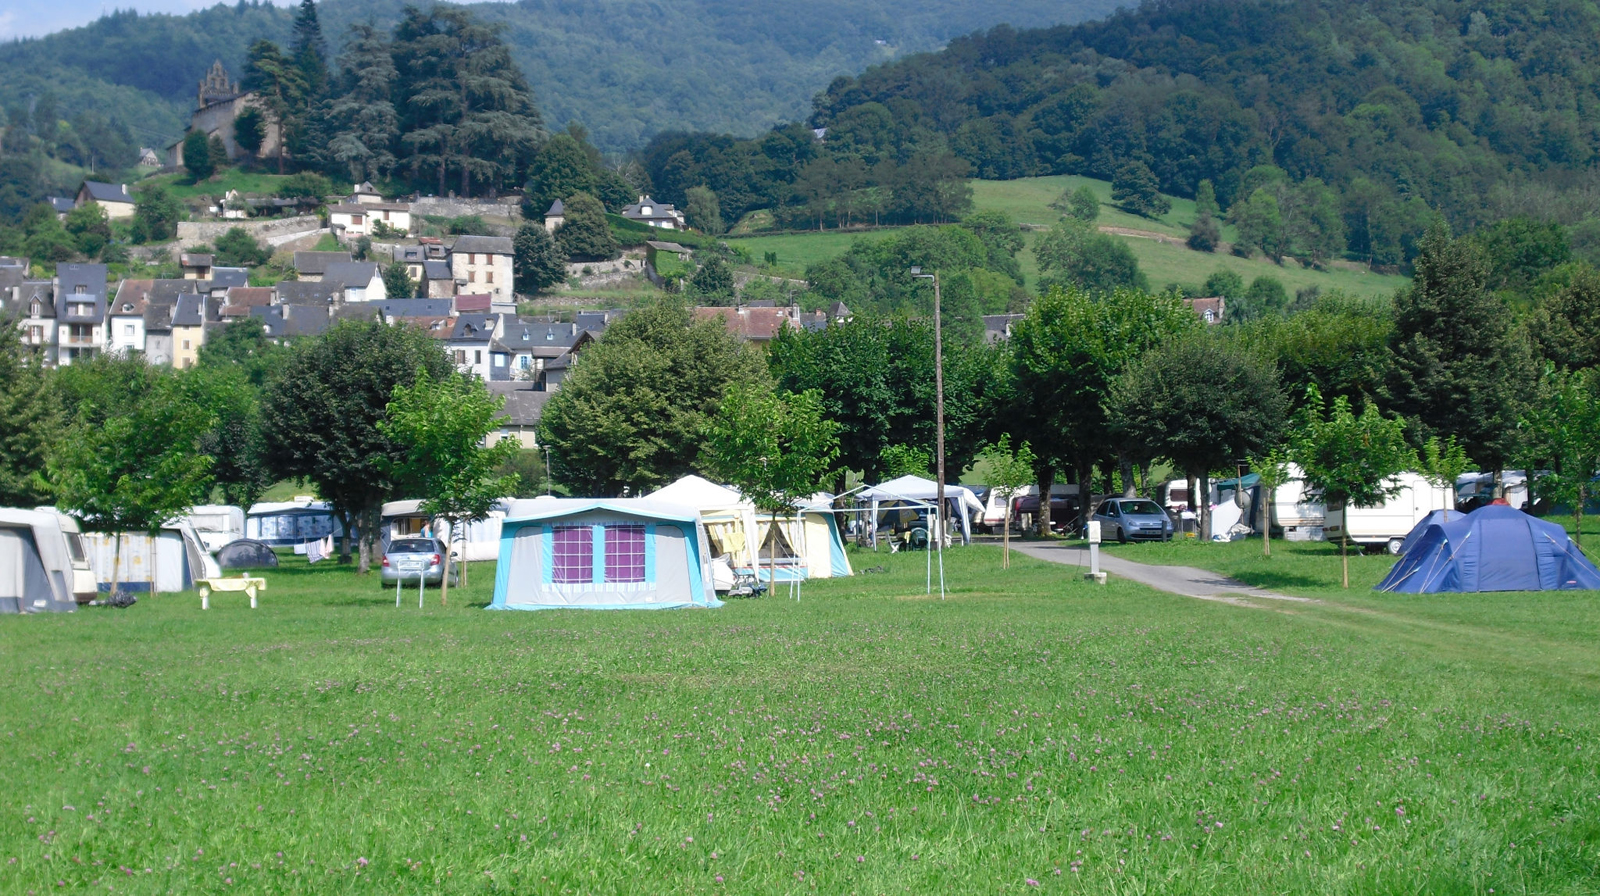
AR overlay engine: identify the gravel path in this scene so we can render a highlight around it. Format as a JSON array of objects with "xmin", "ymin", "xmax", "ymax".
[{"xmin": 1008, "ymin": 540, "xmax": 1317, "ymax": 606}]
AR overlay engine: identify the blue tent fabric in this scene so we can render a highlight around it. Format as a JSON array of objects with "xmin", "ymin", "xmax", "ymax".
[
  {"xmin": 1397, "ymin": 509, "xmax": 1456, "ymax": 556},
  {"xmin": 1376, "ymin": 505, "xmax": 1600, "ymax": 593}
]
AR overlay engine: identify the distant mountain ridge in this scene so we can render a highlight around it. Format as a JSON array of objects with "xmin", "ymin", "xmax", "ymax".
[{"xmin": 0, "ymin": 0, "xmax": 1118, "ymax": 154}]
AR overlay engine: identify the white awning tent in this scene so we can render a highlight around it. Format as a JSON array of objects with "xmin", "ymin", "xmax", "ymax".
[
  {"xmin": 647, "ymin": 475, "xmax": 760, "ymax": 575},
  {"xmin": 246, "ymin": 499, "xmax": 344, "ymax": 546},
  {"xmin": 857, "ymin": 475, "xmax": 985, "ymax": 545},
  {"xmin": 82, "ymin": 521, "xmax": 220, "ymax": 593},
  {"xmin": 754, "ymin": 493, "xmax": 854, "ymax": 583},
  {"xmin": 0, "ymin": 509, "xmax": 78, "ymax": 614}
]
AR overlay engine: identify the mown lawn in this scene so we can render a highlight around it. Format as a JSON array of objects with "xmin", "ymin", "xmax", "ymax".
[
  {"xmin": 1, "ymin": 546, "xmax": 1596, "ymax": 893},
  {"xmin": 726, "ymin": 229, "xmax": 899, "ymax": 276}
]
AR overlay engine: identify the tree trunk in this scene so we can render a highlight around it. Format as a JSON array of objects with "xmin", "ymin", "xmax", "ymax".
[
  {"xmin": 1261, "ymin": 486, "xmax": 1272, "ymax": 558},
  {"xmin": 1034, "ymin": 468, "xmax": 1054, "ymax": 538},
  {"xmin": 439, "ymin": 519, "xmax": 451, "ymax": 607},
  {"xmin": 1576, "ymin": 484, "xmax": 1585, "ymax": 550},
  {"xmin": 356, "ymin": 506, "xmax": 373, "ymax": 575},
  {"xmin": 110, "ymin": 535, "xmax": 122, "ymax": 602},
  {"xmin": 1186, "ymin": 474, "xmax": 1197, "ymax": 538},
  {"xmin": 334, "ymin": 507, "xmax": 353, "ymax": 564},
  {"xmin": 1077, "ymin": 459, "xmax": 1094, "ymax": 537},
  {"xmin": 1199, "ymin": 472, "xmax": 1212, "ymax": 541},
  {"xmin": 1340, "ymin": 535, "xmax": 1349, "ymax": 588},
  {"xmin": 1001, "ymin": 499, "xmax": 1011, "ymax": 569},
  {"xmin": 1120, "ymin": 457, "xmax": 1137, "ymax": 498}
]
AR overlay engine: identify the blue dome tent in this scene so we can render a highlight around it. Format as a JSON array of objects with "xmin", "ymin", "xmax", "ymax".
[
  {"xmin": 1375, "ymin": 504, "xmax": 1600, "ymax": 593},
  {"xmin": 1396, "ymin": 509, "xmax": 1456, "ymax": 556}
]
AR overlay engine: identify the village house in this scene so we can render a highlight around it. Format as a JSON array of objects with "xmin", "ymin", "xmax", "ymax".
[
  {"xmin": 292, "ymin": 251, "xmax": 352, "ymax": 282},
  {"xmin": 447, "ymin": 313, "xmax": 504, "ymax": 380},
  {"xmin": 450, "ymin": 236, "xmax": 515, "ymax": 303},
  {"xmin": 4, "ymin": 280, "xmax": 55, "ymax": 363},
  {"xmin": 423, "ymin": 259, "xmax": 456, "ymax": 298},
  {"xmin": 485, "ymin": 382, "xmax": 549, "ymax": 448},
  {"xmin": 621, "ymin": 195, "xmax": 686, "ymax": 229},
  {"xmin": 543, "ymin": 199, "xmax": 565, "ymax": 232},
  {"xmin": 180, "ymin": 253, "xmax": 213, "ymax": 280},
  {"xmin": 1184, "ymin": 296, "xmax": 1226, "ymax": 324},
  {"xmin": 351, "ymin": 182, "xmax": 384, "ymax": 205},
  {"xmin": 692, "ymin": 304, "xmax": 825, "ymax": 342},
  {"xmin": 220, "ymin": 286, "xmax": 273, "ymax": 321},
  {"xmin": 106, "ymin": 296, "xmax": 148, "ymax": 357},
  {"xmin": 142, "ymin": 302, "xmax": 173, "ymax": 365},
  {"xmin": 75, "ymin": 181, "xmax": 136, "ymax": 220},
  {"xmin": 275, "ymin": 280, "xmax": 346, "ymax": 306},
  {"xmin": 328, "ymin": 202, "xmax": 411, "ymax": 238},
  {"xmin": 171, "ymin": 294, "xmax": 208, "ymax": 369},
  {"xmin": 54, "ymin": 264, "xmax": 107, "ymax": 366},
  {"xmin": 322, "ymin": 261, "xmax": 387, "ymax": 303}
]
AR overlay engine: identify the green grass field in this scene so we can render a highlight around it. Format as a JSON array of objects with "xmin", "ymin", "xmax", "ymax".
[
  {"xmin": 724, "ymin": 176, "xmax": 1410, "ymax": 300},
  {"xmin": 725, "ymin": 229, "xmax": 899, "ymax": 276},
  {"xmin": 2, "ymin": 545, "xmax": 1596, "ymax": 893}
]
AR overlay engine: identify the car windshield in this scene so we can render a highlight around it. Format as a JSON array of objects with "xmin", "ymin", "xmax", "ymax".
[
  {"xmin": 390, "ymin": 539, "xmax": 438, "ymax": 554},
  {"xmin": 1119, "ymin": 501, "xmax": 1164, "ymax": 515}
]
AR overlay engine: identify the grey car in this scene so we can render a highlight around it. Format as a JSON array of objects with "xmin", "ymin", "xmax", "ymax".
[
  {"xmin": 1093, "ymin": 498, "xmax": 1174, "ymax": 543},
  {"xmin": 380, "ymin": 538, "xmax": 457, "ymax": 586}
]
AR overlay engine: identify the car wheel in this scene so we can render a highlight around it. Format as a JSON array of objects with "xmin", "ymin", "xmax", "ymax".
[
  {"xmin": 1386, "ymin": 537, "xmax": 1405, "ymax": 555},
  {"xmin": 1117, "ymin": 526, "xmax": 1127, "ymax": 545}
]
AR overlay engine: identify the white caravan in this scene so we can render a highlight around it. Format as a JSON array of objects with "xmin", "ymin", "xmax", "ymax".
[
  {"xmin": 1268, "ymin": 464, "xmax": 1327, "ymax": 540},
  {"xmin": 1323, "ymin": 472, "xmax": 1454, "ymax": 554}
]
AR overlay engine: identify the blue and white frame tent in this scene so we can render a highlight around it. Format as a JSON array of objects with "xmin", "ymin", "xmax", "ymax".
[
  {"xmin": 1375, "ymin": 504, "xmax": 1600, "ymax": 593},
  {"xmin": 490, "ymin": 498, "xmax": 723, "ymax": 610}
]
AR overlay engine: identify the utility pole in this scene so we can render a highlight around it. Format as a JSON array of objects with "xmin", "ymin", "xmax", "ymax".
[{"xmin": 911, "ymin": 267, "xmax": 945, "ymax": 546}]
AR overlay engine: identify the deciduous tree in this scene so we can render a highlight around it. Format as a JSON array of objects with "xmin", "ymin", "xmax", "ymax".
[
  {"xmin": 554, "ymin": 192, "xmax": 618, "ymax": 261},
  {"xmin": 1293, "ymin": 389, "xmax": 1415, "ymax": 587},
  {"xmin": 261, "ymin": 321, "xmax": 454, "ymax": 572},
  {"xmin": 513, "ymin": 223, "xmax": 566, "ymax": 294},
  {"xmin": 381, "ymin": 369, "xmax": 520, "ymax": 602}
]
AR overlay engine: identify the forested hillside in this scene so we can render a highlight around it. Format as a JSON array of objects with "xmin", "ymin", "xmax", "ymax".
[
  {"xmin": 0, "ymin": 0, "xmax": 1115, "ymax": 157},
  {"xmin": 648, "ymin": 0, "xmax": 1600, "ymax": 268}
]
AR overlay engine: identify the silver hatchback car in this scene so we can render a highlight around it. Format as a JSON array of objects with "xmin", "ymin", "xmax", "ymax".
[
  {"xmin": 380, "ymin": 538, "xmax": 457, "ymax": 586},
  {"xmin": 1092, "ymin": 498, "xmax": 1174, "ymax": 542}
]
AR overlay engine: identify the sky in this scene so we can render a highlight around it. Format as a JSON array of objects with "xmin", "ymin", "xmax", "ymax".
[{"xmin": 0, "ymin": 0, "xmax": 290, "ymax": 40}]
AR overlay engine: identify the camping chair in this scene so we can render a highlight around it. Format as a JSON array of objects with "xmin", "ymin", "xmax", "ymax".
[{"xmin": 729, "ymin": 569, "xmax": 766, "ymax": 598}]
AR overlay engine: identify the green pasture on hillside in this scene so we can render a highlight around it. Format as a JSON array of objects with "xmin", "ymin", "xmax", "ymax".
[
  {"xmin": 727, "ymin": 176, "xmax": 1410, "ymax": 300},
  {"xmin": 726, "ymin": 228, "xmax": 898, "ymax": 275},
  {"xmin": 1, "ymin": 546, "xmax": 1596, "ymax": 893}
]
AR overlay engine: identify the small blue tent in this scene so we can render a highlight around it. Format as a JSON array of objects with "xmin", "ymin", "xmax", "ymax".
[
  {"xmin": 1375, "ymin": 504, "xmax": 1600, "ymax": 593},
  {"xmin": 489, "ymin": 498, "xmax": 722, "ymax": 610}
]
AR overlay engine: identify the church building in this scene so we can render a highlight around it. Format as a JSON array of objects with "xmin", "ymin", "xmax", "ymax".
[{"xmin": 165, "ymin": 61, "xmax": 283, "ymax": 169}]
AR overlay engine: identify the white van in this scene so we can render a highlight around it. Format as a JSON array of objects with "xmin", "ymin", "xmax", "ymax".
[{"xmin": 1323, "ymin": 473, "xmax": 1453, "ymax": 554}]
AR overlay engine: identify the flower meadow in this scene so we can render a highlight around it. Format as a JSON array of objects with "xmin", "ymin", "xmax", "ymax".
[{"xmin": 0, "ymin": 548, "xmax": 1596, "ymax": 894}]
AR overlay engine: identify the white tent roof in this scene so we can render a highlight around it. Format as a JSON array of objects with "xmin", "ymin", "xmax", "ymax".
[
  {"xmin": 648, "ymin": 475, "xmax": 755, "ymax": 512},
  {"xmin": 858, "ymin": 475, "xmax": 984, "ymax": 514}
]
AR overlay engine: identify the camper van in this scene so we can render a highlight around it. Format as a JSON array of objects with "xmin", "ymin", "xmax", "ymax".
[
  {"xmin": 1268, "ymin": 465, "xmax": 1327, "ymax": 540},
  {"xmin": 1455, "ymin": 471, "xmax": 1531, "ymax": 513},
  {"xmin": 1323, "ymin": 472, "xmax": 1453, "ymax": 554},
  {"xmin": 34, "ymin": 508, "xmax": 100, "ymax": 603}
]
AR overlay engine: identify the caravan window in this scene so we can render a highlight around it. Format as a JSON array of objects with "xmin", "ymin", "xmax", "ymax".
[
  {"xmin": 551, "ymin": 525, "xmax": 593, "ymax": 584},
  {"xmin": 65, "ymin": 533, "xmax": 87, "ymax": 564},
  {"xmin": 604, "ymin": 525, "xmax": 646, "ymax": 582}
]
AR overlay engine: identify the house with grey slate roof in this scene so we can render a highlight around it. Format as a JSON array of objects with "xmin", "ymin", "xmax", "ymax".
[
  {"xmin": 75, "ymin": 182, "xmax": 136, "ymax": 219},
  {"xmin": 54, "ymin": 264, "xmax": 108, "ymax": 365},
  {"xmin": 450, "ymin": 235, "xmax": 514, "ymax": 303},
  {"xmin": 321, "ymin": 261, "xmax": 385, "ymax": 303},
  {"xmin": 292, "ymin": 251, "xmax": 352, "ymax": 281}
]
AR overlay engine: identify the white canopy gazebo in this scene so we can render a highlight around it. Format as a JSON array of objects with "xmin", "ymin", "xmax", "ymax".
[
  {"xmin": 648, "ymin": 475, "xmax": 761, "ymax": 576},
  {"xmin": 857, "ymin": 475, "xmax": 985, "ymax": 545}
]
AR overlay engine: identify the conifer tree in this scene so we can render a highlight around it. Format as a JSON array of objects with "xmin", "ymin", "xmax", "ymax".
[
  {"xmin": 1384, "ymin": 224, "xmax": 1536, "ymax": 473},
  {"xmin": 326, "ymin": 24, "xmax": 399, "ymax": 183}
]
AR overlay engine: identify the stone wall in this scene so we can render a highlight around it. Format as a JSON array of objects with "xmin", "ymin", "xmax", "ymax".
[
  {"xmin": 411, "ymin": 197, "xmax": 524, "ymax": 221},
  {"xmin": 176, "ymin": 215, "xmax": 324, "ymax": 249}
]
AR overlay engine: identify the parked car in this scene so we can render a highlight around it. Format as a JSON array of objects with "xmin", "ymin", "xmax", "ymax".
[
  {"xmin": 380, "ymin": 537, "xmax": 457, "ymax": 587},
  {"xmin": 1092, "ymin": 498, "xmax": 1174, "ymax": 542},
  {"xmin": 1011, "ymin": 494, "xmax": 1082, "ymax": 533}
]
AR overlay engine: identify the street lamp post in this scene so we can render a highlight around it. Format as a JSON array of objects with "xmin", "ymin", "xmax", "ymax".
[{"xmin": 911, "ymin": 266, "xmax": 945, "ymax": 547}]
